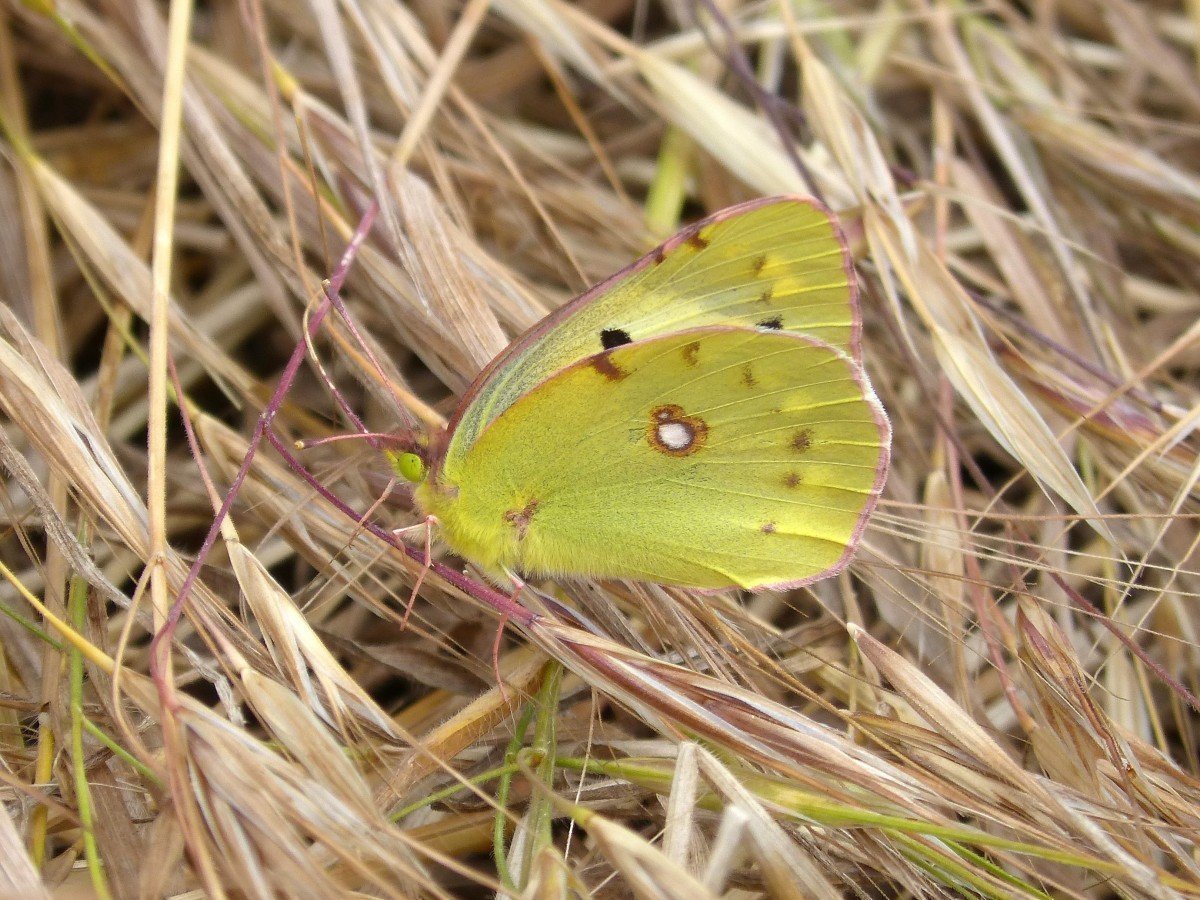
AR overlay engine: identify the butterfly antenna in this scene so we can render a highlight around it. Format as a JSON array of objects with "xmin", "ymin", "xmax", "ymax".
[
  {"xmin": 295, "ymin": 202, "xmax": 388, "ymax": 441},
  {"xmin": 296, "ymin": 432, "xmax": 415, "ymax": 452},
  {"xmin": 318, "ymin": 259, "xmax": 422, "ymax": 440},
  {"xmin": 302, "ymin": 289, "xmax": 369, "ymax": 439},
  {"xmin": 302, "ymin": 201, "xmax": 424, "ymax": 451}
]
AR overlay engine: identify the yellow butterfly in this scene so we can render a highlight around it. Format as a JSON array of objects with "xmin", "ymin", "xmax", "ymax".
[{"xmin": 394, "ymin": 197, "xmax": 890, "ymax": 591}]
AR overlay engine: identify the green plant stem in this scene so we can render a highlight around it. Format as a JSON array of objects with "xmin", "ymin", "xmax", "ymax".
[
  {"xmin": 81, "ymin": 717, "xmax": 162, "ymax": 789},
  {"xmin": 494, "ymin": 701, "xmax": 536, "ymax": 892},
  {"xmin": 68, "ymin": 572, "xmax": 111, "ymax": 900},
  {"xmin": 390, "ymin": 762, "xmax": 520, "ymax": 822}
]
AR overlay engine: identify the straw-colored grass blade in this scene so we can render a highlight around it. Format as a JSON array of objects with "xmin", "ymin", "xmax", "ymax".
[
  {"xmin": 635, "ymin": 51, "xmax": 851, "ymax": 204},
  {"xmin": 2, "ymin": 0, "xmax": 1198, "ymax": 893},
  {"xmin": 0, "ymin": 803, "xmax": 47, "ymax": 898},
  {"xmin": 869, "ymin": 215, "xmax": 1111, "ymax": 538}
]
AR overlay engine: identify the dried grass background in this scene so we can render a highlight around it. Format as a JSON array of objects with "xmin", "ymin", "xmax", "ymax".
[{"xmin": 0, "ymin": 0, "xmax": 1198, "ymax": 896}]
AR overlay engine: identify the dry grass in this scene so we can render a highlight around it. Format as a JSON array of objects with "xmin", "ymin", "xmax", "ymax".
[{"xmin": 0, "ymin": 0, "xmax": 1198, "ymax": 896}]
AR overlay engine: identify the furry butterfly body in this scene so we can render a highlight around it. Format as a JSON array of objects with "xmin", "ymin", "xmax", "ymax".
[{"xmin": 399, "ymin": 197, "xmax": 890, "ymax": 591}]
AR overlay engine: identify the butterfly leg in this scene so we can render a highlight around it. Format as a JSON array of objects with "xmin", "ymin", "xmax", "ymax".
[
  {"xmin": 492, "ymin": 569, "xmax": 526, "ymax": 706},
  {"xmin": 392, "ymin": 515, "xmax": 438, "ymax": 628}
]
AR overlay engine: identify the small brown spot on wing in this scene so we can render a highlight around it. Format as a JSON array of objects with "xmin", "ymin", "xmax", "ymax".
[
  {"xmin": 740, "ymin": 364, "xmax": 757, "ymax": 387},
  {"xmin": 647, "ymin": 404, "xmax": 709, "ymax": 457},
  {"xmin": 761, "ymin": 522, "xmax": 777, "ymax": 534},
  {"xmin": 686, "ymin": 230, "xmax": 710, "ymax": 250},
  {"xmin": 681, "ymin": 341, "xmax": 700, "ymax": 367},
  {"xmin": 791, "ymin": 429, "xmax": 813, "ymax": 453},
  {"xmin": 751, "ymin": 254, "xmax": 768, "ymax": 275},
  {"xmin": 653, "ymin": 245, "xmax": 667, "ymax": 265},
  {"xmin": 590, "ymin": 350, "xmax": 628, "ymax": 381},
  {"xmin": 758, "ymin": 286, "xmax": 774, "ymax": 305},
  {"xmin": 503, "ymin": 499, "xmax": 539, "ymax": 541},
  {"xmin": 783, "ymin": 471, "xmax": 802, "ymax": 489}
]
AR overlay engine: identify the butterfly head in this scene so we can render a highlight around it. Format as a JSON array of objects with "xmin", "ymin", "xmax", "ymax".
[
  {"xmin": 389, "ymin": 450, "xmax": 428, "ymax": 484},
  {"xmin": 383, "ymin": 431, "xmax": 433, "ymax": 486}
]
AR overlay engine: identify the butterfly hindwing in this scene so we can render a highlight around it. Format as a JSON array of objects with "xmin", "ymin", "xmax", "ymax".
[{"xmin": 418, "ymin": 327, "xmax": 889, "ymax": 590}]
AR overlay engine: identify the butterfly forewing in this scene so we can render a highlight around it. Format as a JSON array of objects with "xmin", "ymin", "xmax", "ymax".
[
  {"xmin": 426, "ymin": 327, "xmax": 888, "ymax": 590},
  {"xmin": 444, "ymin": 197, "xmax": 859, "ymax": 472}
]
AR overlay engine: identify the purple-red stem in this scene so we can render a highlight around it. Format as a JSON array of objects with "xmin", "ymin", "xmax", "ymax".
[
  {"xmin": 150, "ymin": 204, "xmax": 537, "ymax": 699},
  {"xmin": 149, "ymin": 207, "xmax": 378, "ymax": 685}
]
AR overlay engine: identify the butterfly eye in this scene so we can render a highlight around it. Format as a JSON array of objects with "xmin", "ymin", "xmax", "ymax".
[{"xmin": 391, "ymin": 451, "xmax": 427, "ymax": 484}]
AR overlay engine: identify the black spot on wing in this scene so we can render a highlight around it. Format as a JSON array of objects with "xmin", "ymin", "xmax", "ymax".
[
  {"xmin": 757, "ymin": 316, "xmax": 783, "ymax": 330},
  {"xmin": 600, "ymin": 328, "xmax": 633, "ymax": 349}
]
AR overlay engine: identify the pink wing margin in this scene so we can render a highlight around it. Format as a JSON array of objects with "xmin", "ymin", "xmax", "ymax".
[{"xmin": 735, "ymin": 357, "xmax": 890, "ymax": 594}]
